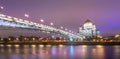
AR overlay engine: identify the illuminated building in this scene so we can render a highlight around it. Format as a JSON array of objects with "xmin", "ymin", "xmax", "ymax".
[{"xmin": 79, "ymin": 19, "xmax": 100, "ymax": 39}]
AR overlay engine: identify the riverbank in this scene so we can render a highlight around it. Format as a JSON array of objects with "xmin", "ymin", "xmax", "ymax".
[{"xmin": 0, "ymin": 42, "xmax": 120, "ymax": 45}]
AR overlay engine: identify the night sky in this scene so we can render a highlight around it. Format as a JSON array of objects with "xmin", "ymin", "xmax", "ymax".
[{"xmin": 0, "ymin": 0, "xmax": 120, "ymax": 37}]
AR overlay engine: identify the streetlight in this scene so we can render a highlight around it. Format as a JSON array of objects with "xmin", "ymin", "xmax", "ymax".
[
  {"xmin": 0, "ymin": 6, "xmax": 4, "ymax": 13},
  {"xmin": 40, "ymin": 19, "xmax": 44, "ymax": 23},
  {"xmin": 24, "ymin": 13, "xmax": 29, "ymax": 18},
  {"xmin": 65, "ymin": 28, "xmax": 68, "ymax": 31},
  {"xmin": 0, "ymin": 6, "xmax": 4, "ymax": 10},
  {"xmin": 60, "ymin": 26, "xmax": 63, "ymax": 29},
  {"xmin": 50, "ymin": 22, "xmax": 54, "ymax": 26}
]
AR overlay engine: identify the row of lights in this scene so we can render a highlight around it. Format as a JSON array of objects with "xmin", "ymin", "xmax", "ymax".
[
  {"xmin": 0, "ymin": 6, "xmax": 82, "ymax": 39},
  {"xmin": 23, "ymin": 13, "xmax": 78, "ymax": 35},
  {"xmin": 0, "ymin": 5, "xmax": 77, "ymax": 34},
  {"xmin": 1, "ymin": 14, "xmax": 81, "ymax": 39},
  {"xmin": 0, "ymin": 6, "xmax": 78, "ymax": 36},
  {"xmin": 0, "ymin": 6, "xmax": 79, "ymax": 35},
  {"xmin": 1, "ymin": 14, "xmax": 78, "ymax": 36}
]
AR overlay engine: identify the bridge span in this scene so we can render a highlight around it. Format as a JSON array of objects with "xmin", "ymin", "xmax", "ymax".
[{"xmin": 0, "ymin": 14, "xmax": 84, "ymax": 41}]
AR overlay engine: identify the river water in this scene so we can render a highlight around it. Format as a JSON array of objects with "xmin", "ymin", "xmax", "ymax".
[{"xmin": 0, "ymin": 44, "xmax": 120, "ymax": 59}]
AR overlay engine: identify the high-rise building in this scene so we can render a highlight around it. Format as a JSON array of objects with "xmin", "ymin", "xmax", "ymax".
[{"xmin": 79, "ymin": 19, "xmax": 100, "ymax": 39}]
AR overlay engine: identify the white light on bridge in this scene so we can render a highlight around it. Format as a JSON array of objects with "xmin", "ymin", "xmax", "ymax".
[
  {"xmin": 0, "ymin": 14, "xmax": 6, "ymax": 17},
  {"xmin": 65, "ymin": 28, "xmax": 68, "ymax": 31},
  {"xmin": 50, "ymin": 22, "xmax": 54, "ymax": 26},
  {"xmin": 60, "ymin": 26, "xmax": 63, "ymax": 29},
  {"xmin": 24, "ymin": 14, "xmax": 29, "ymax": 18},
  {"xmin": 0, "ymin": 6, "xmax": 4, "ymax": 9},
  {"xmin": 7, "ymin": 16, "xmax": 12, "ymax": 19},
  {"xmin": 69, "ymin": 30, "xmax": 71, "ymax": 32},
  {"xmin": 40, "ymin": 19, "xmax": 44, "ymax": 23}
]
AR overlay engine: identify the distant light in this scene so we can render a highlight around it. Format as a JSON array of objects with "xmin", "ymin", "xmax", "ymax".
[
  {"xmin": 0, "ymin": 6, "xmax": 4, "ymax": 9},
  {"xmin": 65, "ymin": 28, "xmax": 68, "ymax": 31},
  {"xmin": 32, "ymin": 45, "xmax": 36, "ymax": 48},
  {"xmin": 40, "ymin": 19, "xmax": 44, "ymax": 23},
  {"xmin": 82, "ymin": 45, "xmax": 87, "ymax": 48},
  {"xmin": 69, "ymin": 30, "xmax": 71, "ymax": 32},
  {"xmin": 52, "ymin": 35, "xmax": 55, "ymax": 38},
  {"xmin": 24, "ymin": 14, "xmax": 29, "ymax": 18},
  {"xmin": 96, "ymin": 45, "xmax": 103, "ymax": 48},
  {"xmin": 39, "ymin": 45, "xmax": 44, "ymax": 48},
  {"xmin": 50, "ymin": 22, "xmax": 54, "ymax": 25},
  {"xmin": 60, "ymin": 26, "xmax": 63, "ymax": 29},
  {"xmin": 115, "ymin": 34, "xmax": 120, "ymax": 38}
]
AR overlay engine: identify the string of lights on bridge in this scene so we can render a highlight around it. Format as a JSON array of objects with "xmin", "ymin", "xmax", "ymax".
[
  {"xmin": 24, "ymin": 13, "xmax": 75, "ymax": 34},
  {"xmin": 0, "ymin": 5, "xmax": 77, "ymax": 34},
  {"xmin": 0, "ymin": 5, "xmax": 84, "ymax": 40}
]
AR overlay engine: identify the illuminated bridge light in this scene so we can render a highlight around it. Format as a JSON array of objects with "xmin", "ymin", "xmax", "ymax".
[
  {"xmin": 13, "ymin": 17, "xmax": 18, "ymax": 20},
  {"xmin": 24, "ymin": 14, "xmax": 29, "ymax": 18},
  {"xmin": 0, "ymin": 14, "xmax": 6, "ymax": 17},
  {"xmin": 0, "ymin": 6, "xmax": 4, "ymax": 9},
  {"xmin": 7, "ymin": 16, "xmax": 12, "ymax": 19},
  {"xmin": 19, "ymin": 19, "xmax": 24, "ymax": 22},
  {"xmin": 40, "ymin": 19, "xmax": 44, "ymax": 23}
]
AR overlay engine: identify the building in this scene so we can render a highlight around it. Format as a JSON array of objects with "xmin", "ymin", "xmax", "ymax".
[{"xmin": 79, "ymin": 19, "xmax": 100, "ymax": 39}]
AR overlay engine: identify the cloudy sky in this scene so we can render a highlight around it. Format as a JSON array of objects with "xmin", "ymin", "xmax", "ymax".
[{"xmin": 0, "ymin": 0, "xmax": 120, "ymax": 37}]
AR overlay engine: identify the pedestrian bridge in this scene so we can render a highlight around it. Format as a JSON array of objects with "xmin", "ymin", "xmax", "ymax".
[{"xmin": 0, "ymin": 14, "xmax": 84, "ymax": 41}]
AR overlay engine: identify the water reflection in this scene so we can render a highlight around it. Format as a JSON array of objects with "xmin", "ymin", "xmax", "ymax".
[
  {"xmin": 0, "ymin": 45, "xmax": 120, "ymax": 59},
  {"xmin": 91, "ymin": 45, "xmax": 105, "ymax": 59},
  {"xmin": 114, "ymin": 45, "xmax": 120, "ymax": 59},
  {"xmin": 82, "ymin": 45, "xmax": 87, "ymax": 59},
  {"xmin": 70, "ymin": 46, "xmax": 74, "ymax": 59}
]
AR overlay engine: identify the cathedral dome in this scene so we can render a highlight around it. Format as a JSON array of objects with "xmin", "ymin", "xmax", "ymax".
[
  {"xmin": 85, "ymin": 19, "xmax": 92, "ymax": 23},
  {"xmin": 84, "ymin": 19, "xmax": 93, "ymax": 26},
  {"xmin": 83, "ymin": 19, "xmax": 94, "ymax": 29}
]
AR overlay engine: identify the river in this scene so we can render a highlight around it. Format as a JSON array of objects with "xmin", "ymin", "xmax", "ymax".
[{"xmin": 0, "ymin": 44, "xmax": 120, "ymax": 59}]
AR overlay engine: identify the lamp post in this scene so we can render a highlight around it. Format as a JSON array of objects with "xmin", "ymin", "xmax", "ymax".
[
  {"xmin": 0, "ymin": 6, "xmax": 4, "ymax": 10},
  {"xmin": 0, "ymin": 6, "xmax": 4, "ymax": 13},
  {"xmin": 24, "ymin": 13, "xmax": 29, "ymax": 18},
  {"xmin": 40, "ymin": 19, "xmax": 44, "ymax": 23},
  {"xmin": 65, "ymin": 28, "xmax": 68, "ymax": 31},
  {"xmin": 60, "ymin": 26, "xmax": 63, "ymax": 29},
  {"xmin": 50, "ymin": 22, "xmax": 54, "ymax": 26}
]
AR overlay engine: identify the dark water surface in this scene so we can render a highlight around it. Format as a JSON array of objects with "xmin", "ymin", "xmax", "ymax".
[{"xmin": 0, "ymin": 44, "xmax": 120, "ymax": 59}]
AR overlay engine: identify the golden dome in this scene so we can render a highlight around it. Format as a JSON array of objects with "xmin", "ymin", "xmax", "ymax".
[{"xmin": 85, "ymin": 19, "xmax": 92, "ymax": 23}]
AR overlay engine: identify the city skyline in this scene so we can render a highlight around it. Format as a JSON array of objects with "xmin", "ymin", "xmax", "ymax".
[{"xmin": 0, "ymin": 0, "xmax": 120, "ymax": 37}]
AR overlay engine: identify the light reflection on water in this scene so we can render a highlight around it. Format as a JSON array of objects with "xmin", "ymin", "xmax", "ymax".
[{"xmin": 0, "ymin": 45, "xmax": 120, "ymax": 59}]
